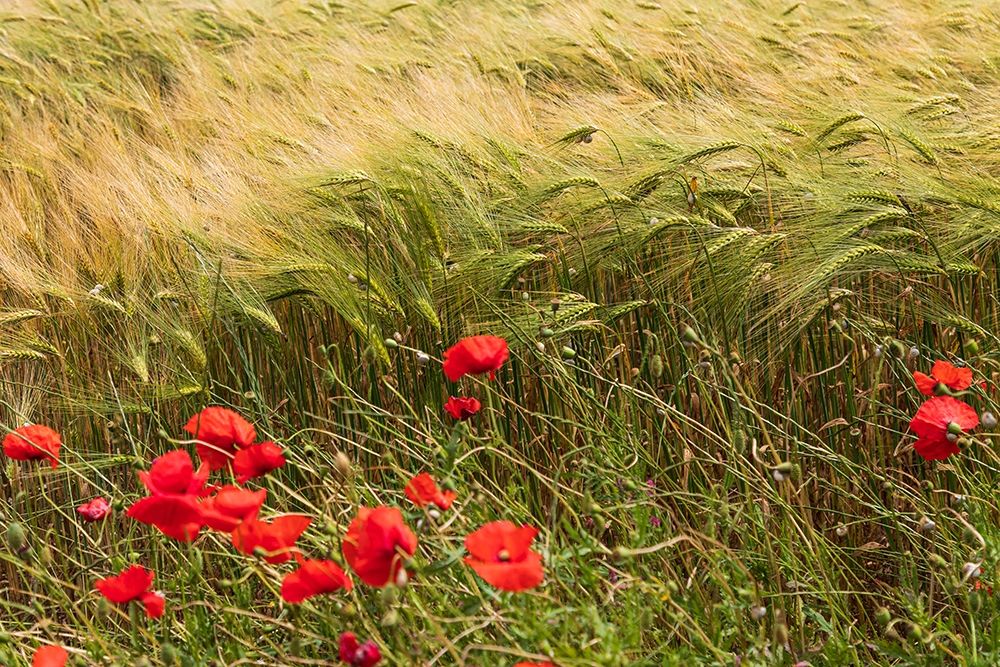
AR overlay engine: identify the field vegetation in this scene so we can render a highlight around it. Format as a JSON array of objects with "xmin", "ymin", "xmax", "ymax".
[{"xmin": 1, "ymin": 0, "xmax": 1000, "ymax": 664}]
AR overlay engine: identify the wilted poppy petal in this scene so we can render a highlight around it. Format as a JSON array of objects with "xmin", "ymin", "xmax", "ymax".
[{"xmin": 77, "ymin": 497, "xmax": 112, "ymax": 522}]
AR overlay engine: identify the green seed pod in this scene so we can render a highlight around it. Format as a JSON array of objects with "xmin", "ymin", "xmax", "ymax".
[
  {"xmin": 965, "ymin": 339, "xmax": 980, "ymax": 356},
  {"xmin": 649, "ymin": 354, "xmax": 663, "ymax": 378},
  {"xmin": 5, "ymin": 522, "xmax": 26, "ymax": 553},
  {"xmin": 561, "ymin": 346, "xmax": 576, "ymax": 359},
  {"xmin": 540, "ymin": 327, "xmax": 554, "ymax": 338},
  {"xmin": 384, "ymin": 338, "xmax": 398, "ymax": 349},
  {"xmin": 161, "ymin": 642, "xmax": 179, "ymax": 665},
  {"xmin": 681, "ymin": 326, "xmax": 699, "ymax": 343},
  {"xmin": 875, "ymin": 607, "xmax": 891, "ymax": 626}
]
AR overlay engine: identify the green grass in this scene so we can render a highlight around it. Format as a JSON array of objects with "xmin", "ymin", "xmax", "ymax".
[{"xmin": 1, "ymin": 0, "xmax": 1000, "ymax": 664}]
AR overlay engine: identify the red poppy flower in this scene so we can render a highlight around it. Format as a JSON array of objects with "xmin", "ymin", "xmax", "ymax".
[
  {"xmin": 201, "ymin": 485, "xmax": 266, "ymax": 531},
  {"xmin": 280, "ymin": 558, "xmax": 353, "ymax": 603},
  {"xmin": 33, "ymin": 645, "xmax": 68, "ymax": 667},
  {"xmin": 913, "ymin": 360, "xmax": 974, "ymax": 396},
  {"xmin": 231, "ymin": 514, "xmax": 312, "ymax": 564},
  {"xmin": 233, "ymin": 441, "xmax": 286, "ymax": 484},
  {"xmin": 404, "ymin": 472, "xmax": 457, "ymax": 510},
  {"xmin": 513, "ymin": 663, "xmax": 555, "ymax": 667},
  {"xmin": 442, "ymin": 335, "xmax": 509, "ymax": 382},
  {"xmin": 444, "ymin": 396, "xmax": 482, "ymax": 421},
  {"xmin": 77, "ymin": 497, "xmax": 112, "ymax": 522},
  {"xmin": 464, "ymin": 521, "xmax": 544, "ymax": 592},
  {"xmin": 2, "ymin": 424, "xmax": 61, "ymax": 468},
  {"xmin": 342, "ymin": 506, "xmax": 418, "ymax": 587},
  {"xmin": 909, "ymin": 395, "xmax": 979, "ymax": 460},
  {"xmin": 339, "ymin": 632, "xmax": 382, "ymax": 667},
  {"xmin": 126, "ymin": 494, "xmax": 206, "ymax": 542},
  {"xmin": 183, "ymin": 406, "xmax": 257, "ymax": 470},
  {"xmin": 94, "ymin": 565, "xmax": 165, "ymax": 618},
  {"xmin": 138, "ymin": 449, "xmax": 211, "ymax": 497}
]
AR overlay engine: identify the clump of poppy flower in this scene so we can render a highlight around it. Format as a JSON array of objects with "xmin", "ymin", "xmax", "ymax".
[
  {"xmin": 405, "ymin": 472, "xmax": 457, "ymax": 511},
  {"xmin": 913, "ymin": 360, "xmax": 973, "ymax": 396},
  {"xmin": 280, "ymin": 557, "xmax": 353, "ymax": 603},
  {"xmin": 2, "ymin": 424, "xmax": 61, "ymax": 468},
  {"xmin": 127, "ymin": 449, "xmax": 212, "ymax": 542},
  {"xmin": 232, "ymin": 514, "xmax": 312, "ymax": 564},
  {"xmin": 95, "ymin": 565, "xmax": 165, "ymax": 618},
  {"xmin": 76, "ymin": 497, "xmax": 112, "ymax": 522},
  {"xmin": 464, "ymin": 521, "xmax": 544, "ymax": 591},
  {"xmin": 444, "ymin": 396, "xmax": 481, "ymax": 421},
  {"xmin": 339, "ymin": 632, "xmax": 382, "ymax": 666},
  {"xmin": 442, "ymin": 335, "xmax": 509, "ymax": 382},
  {"xmin": 183, "ymin": 406, "xmax": 257, "ymax": 471},
  {"xmin": 909, "ymin": 395, "xmax": 979, "ymax": 460},
  {"xmin": 32, "ymin": 645, "xmax": 68, "ymax": 667},
  {"xmin": 342, "ymin": 506, "xmax": 417, "ymax": 587}
]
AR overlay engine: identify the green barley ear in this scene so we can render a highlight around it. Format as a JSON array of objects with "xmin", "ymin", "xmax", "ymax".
[{"xmin": 551, "ymin": 125, "xmax": 598, "ymax": 147}]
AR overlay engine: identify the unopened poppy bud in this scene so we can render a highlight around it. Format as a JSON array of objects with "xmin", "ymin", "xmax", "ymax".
[
  {"xmin": 649, "ymin": 354, "xmax": 663, "ymax": 378},
  {"xmin": 908, "ymin": 624, "xmax": 924, "ymax": 640},
  {"xmin": 582, "ymin": 133, "xmax": 593, "ymax": 143},
  {"xmin": 382, "ymin": 609, "xmax": 400, "ymax": 627},
  {"xmin": 875, "ymin": 606, "xmax": 891, "ymax": 626},
  {"xmin": 983, "ymin": 412, "xmax": 997, "ymax": 429},
  {"xmin": 428, "ymin": 508, "xmax": 441, "ymax": 520},
  {"xmin": 750, "ymin": 605, "xmax": 767, "ymax": 621},
  {"xmin": 947, "ymin": 421, "xmax": 964, "ymax": 435},
  {"xmin": 253, "ymin": 546, "xmax": 269, "ymax": 559},
  {"xmin": 416, "ymin": 351, "xmax": 430, "ymax": 365},
  {"xmin": 561, "ymin": 346, "xmax": 576, "ymax": 360},
  {"xmin": 681, "ymin": 326, "xmax": 699, "ymax": 344},
  {"xmin": 5, "ymin": 522, "xmax": 26, "ymax": 554},
  {"xmin": 929, "ymin": 553, "xmax": 948, "ymax": 569},
  {"xmin": 384, "ymin": 338, "xmax": 398, "ymax": 349},
  {"xmin": 334, "ymin": 451, "xmax": 352, "ymax": 478},
  {"xmin": 540, "ymin": 327, "xmax": 554, "ymax": 338},
  {"xmin": 112, "ymin": 498, "xmax": 125, "ymax": 512},
  {"xmin": 965, "ymin": 339, "xmax": 980, "ymax": 355},
  {"xmin": 161, "ymin": 642, "xmax": 179, "ymax": 665},
  {"xmin": 522, "ymin": 291, "xmax": 530, "ymax": 301},
  {"xmin": 380, "ymin": 585, "xmax": 399, "ymax": 606},
  {"xmin": 40, "ymin": 545, "xmax": 53, "ymax": 566}
]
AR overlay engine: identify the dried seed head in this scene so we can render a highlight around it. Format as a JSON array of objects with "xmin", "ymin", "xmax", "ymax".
[
  {"xmin": 416, "ymin": 351, "xmax": 430, "ymax": 365},
  {"xmin": 918, "ymin": 516, "xmax": 936, "ymax": 532},
  {"xmin": 835, "ymin": 524, "xmax": 848, "ymax": 537},
  {"xmin": 963, "ymin": 562, "xmax": 982, "ymax": 579},
  {"xmin": 982, "ymin": 411, "xmax": 997, "ymax": 429},
  {"xmin": 750, "ymin": 605, "xmax": 767, "ymax": 621},
  {"xmin": 772, "ymin": 469, "xmax": 787, "ymax": 483}
]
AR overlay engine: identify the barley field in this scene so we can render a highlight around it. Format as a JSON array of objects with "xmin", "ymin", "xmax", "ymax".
[{"xmin": 2, "ymin": 0, "xmax": 1000, "ymax": 665}]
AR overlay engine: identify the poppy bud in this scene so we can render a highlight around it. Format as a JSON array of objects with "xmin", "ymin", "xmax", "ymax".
[
  {"xmin": 649, "ymin": 354, "xmax": 663, "ymax": 378},
  {"xmin": 983, "ymin": 412, "xmax": 997, "ymax": 429},
  {"xmin": 582, "ymin": 133, "xmax": 593, "ymax": 143},
  {"xmin": 963, "ymin": 562, "xmax": 982, "ymax": 579},
  {"xmin": 873, "ymin": 344, "xmax": 883, "ymax": 358},
  {"xmin": 875, "ymin": 607, "xmax": 891, "ymax": 626},
  {"xmin": 39, "ymin": 545, "xmax": 53, "ymax": 566},
  {"xmin": 561, "ymin": 346, "xmax": 576, "ymax": 360},
  {"xmin": 550, "ymin": 299, "xmax": 561, "ymax": 313},
  {"xmin": 384, "ymin": 338, "xmax": 398, "ymax": 349},
  {"xmin": 161, "ymin": 642, "xmax": 179, "ymax": 665},
  {"xmin": 380, "ymin": 586, "xmax": 399, "ymax": 606},
  {"xmin": 965, "ymin": 339, "xmax": 980, "ymax": 355},
  {"xmin": 929, "ymin": 553, "xmax": 948, "ymax": 569},
  {"xmin": 5, "ymin": 522, "xmax": 26, "ymax": 554},
  {"xmin": 946, "ymin": 432, "xmax": 958, "ymax": 443},
  {"xmin": 775, "ymin": 461, "xmax": 794, "ymax": 474},
  {"xmin": 772, "ymin": 469, "xmax": 786, "ymax": 482},
  {"xmin": 540, "ymin": 327, "xmax": 554, "ymax": 338},
  {"xmin": 681, "ymin": 326, "xmax": 699, "ymax": 344},
  {"xmin": 112, "ymin": 498, "xmax": 125, "ymax": 512},
  {"xmin": 382, "ymin": 609, "xmax": 400, "ymax": 627},
  {"xmin": 947, "ymin": 421, "xmax": 964, "ymax": 435}
]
